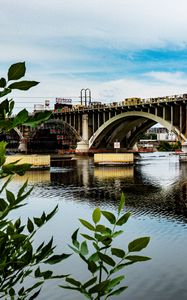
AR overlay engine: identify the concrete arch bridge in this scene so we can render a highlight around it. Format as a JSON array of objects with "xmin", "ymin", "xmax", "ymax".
[{"xmin": 16, "ymin": 95, "xmax": 187, "ymax": 153}]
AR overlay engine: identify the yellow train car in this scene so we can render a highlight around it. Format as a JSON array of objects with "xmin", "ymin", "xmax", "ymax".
[{"xmin": 122, "ymin": 97, "xmax": 142, "ymax": 106}]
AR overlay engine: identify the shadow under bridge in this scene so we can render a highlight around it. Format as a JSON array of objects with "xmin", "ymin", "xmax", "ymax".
[
  {"xmin": 27, "ymin": 119, "xmax": 82, "ymax": 153},
  {"xmin": 89, "ymin": 111, "xmax": 186, "ymax": 150}
]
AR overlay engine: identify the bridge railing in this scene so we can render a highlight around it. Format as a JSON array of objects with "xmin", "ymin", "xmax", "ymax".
[{"xmin": 51, "ymin": 93, "xmax": 187, "ymax": 114}]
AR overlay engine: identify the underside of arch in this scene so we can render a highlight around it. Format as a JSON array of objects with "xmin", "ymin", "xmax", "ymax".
[{"xmin": 89, "ymin": 111, "xmax": 186, "ymax": 149}]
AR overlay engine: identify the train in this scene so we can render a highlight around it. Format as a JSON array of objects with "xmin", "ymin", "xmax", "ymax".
[{"xmin": 35, "ymin": 94, "xmax": 187, "ymax": 114}]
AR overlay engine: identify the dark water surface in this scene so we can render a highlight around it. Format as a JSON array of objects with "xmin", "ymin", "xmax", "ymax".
[{"xmin": 9, "ymin": 152, "xmax": 187, "ymax": 299}]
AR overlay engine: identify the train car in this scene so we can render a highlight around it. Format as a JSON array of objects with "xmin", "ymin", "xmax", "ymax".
[
  {"xmin": 54, "ymin": 98, "xmax": 73, "ymax": 110},
  {"xmin": 122, "ymin": 97, "xmax": 142, "ymax": 106}
]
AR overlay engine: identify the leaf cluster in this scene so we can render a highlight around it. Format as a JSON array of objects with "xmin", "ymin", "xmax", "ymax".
[
  {"xmin": 0, "ymin": 62, "xmax": 70, "ymax": 299},
  {"xmin": 0, "ymin": 62, "xmax": 51, "ymax": 132},
  {"xmin": 0, "ymin": 191, "xmax": 70, "ymax": 299},
  {"xmin": 61, "ymin": 193, "xmax": 151, "ymax": 299}
]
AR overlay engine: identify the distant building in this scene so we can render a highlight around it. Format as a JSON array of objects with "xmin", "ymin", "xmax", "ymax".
[
  {"xmin": 147, "ymin": 126, "xmax": 177, "ymax": 141},
  {"xmin": 157, "ymin": 131, "xmax": 177, "ymax": 141}
]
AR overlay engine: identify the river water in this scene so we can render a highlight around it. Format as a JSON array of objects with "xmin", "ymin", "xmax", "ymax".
[{"xmin": 9, "ymin": 152, "xmax": 187, "ymax": 299}]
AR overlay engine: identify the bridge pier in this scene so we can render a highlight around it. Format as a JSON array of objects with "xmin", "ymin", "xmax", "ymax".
[{"xmin": 76, "ymin": 114, "xmax": 89, "ymax": 153}]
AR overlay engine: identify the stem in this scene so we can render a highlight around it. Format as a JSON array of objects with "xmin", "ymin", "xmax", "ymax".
[{"xmin": 97, "ymin": 261, "xmax": 103, "ymax": 300}]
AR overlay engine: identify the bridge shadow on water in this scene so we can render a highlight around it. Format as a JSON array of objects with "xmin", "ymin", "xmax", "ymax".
[
  {"xmin": 48, "ymin": 156, "xmax": 187, "ymax": 223},
  {"xmin": 12, "ymin": 154, "xmax": 187, "ymax": 223}
]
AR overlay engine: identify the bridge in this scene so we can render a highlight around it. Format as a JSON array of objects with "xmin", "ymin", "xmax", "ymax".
[{"xmin": 13, "ymin": 93, "xmax": 187, "ymax": 153}]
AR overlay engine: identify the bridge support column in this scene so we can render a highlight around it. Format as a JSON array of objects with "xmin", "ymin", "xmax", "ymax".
[{"xmin": 76, "ymin": 114, "xmax": 89, "ymax": 153}]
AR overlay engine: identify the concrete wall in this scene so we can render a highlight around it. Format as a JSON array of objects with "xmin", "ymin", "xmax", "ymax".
[
  {"xmin": 94, "ymin": 153, "xmax": 134, "ymax": 164},
  {"xmin": 6, "ymin": 155, "xmax": 50, "ymax": 168}
]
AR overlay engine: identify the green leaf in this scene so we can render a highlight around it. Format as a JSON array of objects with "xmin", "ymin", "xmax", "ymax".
[
  {"xmin": 68, "ymin": 245, "xmax": 80, "ymax": 254},
  {"xmin": 88, "ymin": 252, "xmax": 99, "ymax": 262},
  {"xmin": 71, "ymin": 228, "xmax": 79, "ymax": 248},
  {"xmin": 107, "ymin": 286, "xmax": 128, "ymax": 298},
  {"xmin": 83, "ymin": 276, "xmax": 97, "ymax": 289},
  {"xmin": 0, "ymin": 77, "xmax": 6, "ymax": 88},
  {"xmin": 35, "ymin": 267, "xmax": 41, "ymax": 277},
  {"xmin": 0, "ymin": 175, "xmax": 12, "ymax": 194},
  {"xmin": 88, "ymin": 260, "xmax": 98, "ymax": 273},
  {"xmin": 80, "ymin": 241, "xmax": 89, "ymax": 256},
  {"xmin": 81, "ymin": 233, "xmax": 95, "ymax": 241},
  {"xmin": 111, "ymin": 248, "xmax": 125, "ymax": 258},
  {"xmin": 17, "ymin": 179, "xmax": 28, "ymax": 197},
  {"xmin": 18, "ymin": 287, "xmax": 25, "ymax": 296},
  {"xmin": 128, "ymin": 237, "xmax": 150, "ymax": 252},
  {"xmin": 0, "ymin": 87, "xmax": 11, "ymax": 98},
  {"xmin": 109, "ymin": 263, "xmax": 128, "ymax": 275},
  {"xmin": 28, "ymin": 288, "xmax": 41, "ymax": 300},
  {"xmin": 125, "ymin": 255, "xmax": 151, "ymax": 262},
  {"xmin": 8, "ymin": 62, "xmax": 26, "ymax": 81},
  {"xmin": 116, "ymin": 212, "xmax": 131, "ymax": 226},
  {"xmin": 107, "ymin": 275, "xmax": 125, "ymax": 290},
  {"xmin": 101, "ymin": 211, "xmax": 116, "ymax": 224},
  {"xmin": 9, "ymin": 287, "xmax": 15, "ymax": 296},
  {"xmin": 33, "ymin": 217, "xmax": 43, "ymax": 227},
  {"xmin": 95, "ymin": 224, "xmax": 106, "ymax": 233},
  {"xmin": 35, "ymin": 238, "xmax": 53, "ymax": 262},
  {"xmin": 66, "ymin": 277, "xmax": 81, "ymax": 287},
  {"xmin": 112, "ymin": 230, "xmax": 124, "ymax": 238},
  {"xmin": 0, "ymin": 141, "xmax": 7, "ymax": 166},
  {"xmin": 59, "ymin": 285, "xmax": 80, "ymax": 291},
  {"xmin": 46, "ymin": 205, "xmax": 58, "ymax": 221},
  {"xmin": 23, "ymin": 111, "xmax": 52, "ymax": 127},
  {"xmin": 0, "ymin": 198, "xmax": 8, "ymax": 211},
  {"xmin": 89, "ymin": 280, "xmax": 110, "ymax": 294},
  {"xmin": 98, "ymin": 252, "xmax": 116, "ymax": 267},
  {"xmin": 8, "ymin": 100, "xmax": 15, "ymax": 116},
  {"xmin": 40, "ymin": 270, "xmax": 53, "ymax": 279},
  {"xmin": 118, "ymin": 192, "xmax": 125, "ymax": 214},
  {"xmin": 27, "ymin": 218, "xmax": 34, "ymax": 233},
  {"xmin": 79, "ymin": 219, "xmax": 95, "ymax": 231},
  {"xmin": 92, "ymin": 207, "xmax": 101, "ymax": 224},
  {"xmin": 8, "ymin": 80, "xmax": 39, "ymax": 90},
  {"xmin": 12, "ymin": 109, "xmax": 29, "ymax": 126},
  {"xmin": 15, "ymin": 218, "xmax": 21, "ymax": 228},
  {"xmin": 0, "ymin": 98, "xmax": 9, "ymax": 117},
  {"xmin": 2, "ymin": 163, "xmax": 32, "ymax": 176},
  {"xmin": 6, "ymin": 189, "xmax": 15, "ymax": 204},
  {"xmin": 44, "ymin": 253, "xmax": 71, "ymax": 264},
  {"xmin": 25, "ymin": 282, "xmax": 43, "ymax": 294}
]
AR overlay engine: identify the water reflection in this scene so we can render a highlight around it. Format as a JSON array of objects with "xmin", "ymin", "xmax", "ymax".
[
  {"xmin": 49, "ymin": 155, "xmax": 187, "ymax": 222},
  {"xmin": 5, "ymin": 154, "xmax": 187, "ymax": 300},
  {"xmin": 10, "ymin": 155, "xmax": 187, "ymax": 222},
  {"xmin": 94, "ymin": 166, "xmax": 134, "ymax": 179},
  {"xmin": 13, "ymin": 170, "xmax": 50, "ymax": 183}
]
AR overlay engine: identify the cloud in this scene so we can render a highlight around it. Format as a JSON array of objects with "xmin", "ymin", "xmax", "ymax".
[{"xmin": 1, "ymin": 0, "xmax": 187, "ymax": 114}]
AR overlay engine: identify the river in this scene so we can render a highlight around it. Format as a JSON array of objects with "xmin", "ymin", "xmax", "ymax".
[{"xmin": 8, "ymin": 152, "xmax": 187, "ymax": 299}]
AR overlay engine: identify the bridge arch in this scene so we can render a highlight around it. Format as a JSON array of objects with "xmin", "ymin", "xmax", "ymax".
[
  {"xmin": 89, "ymin": 111, "xmax": 186, "ymax": 149},
  {"xmin": 45, "ymin": 119, "xmax": 82, "ymax": 141}
]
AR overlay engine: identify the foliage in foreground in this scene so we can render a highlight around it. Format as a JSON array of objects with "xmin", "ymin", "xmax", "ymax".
[
  {"xmin": 0, "ymin": 62, "xmax": 151, "ymax": 299},
  {"xmin": 0, "ymin": 62, "xmax": 70, "ymax": 299},
  {"xmin": 61, "ymin": 193, "xmax": 150, "ymax": 300}
]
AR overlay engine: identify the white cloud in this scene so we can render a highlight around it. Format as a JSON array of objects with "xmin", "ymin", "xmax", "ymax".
[
  {"xmin": 2, "ymin": 0, "xmax": 187, "ymax": 114},
  {"xmin": 11, "ymin": 71, "xmax": 187, "ymax": 114},
  {"xmin": 1, "ymin": 0, "xmax": 187, "ymax": 50}
]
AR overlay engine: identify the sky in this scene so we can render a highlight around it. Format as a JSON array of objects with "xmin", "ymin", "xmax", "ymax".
[{"xmin": 1, "ymin": 0, "xmax": 187, "ymax": 112}]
